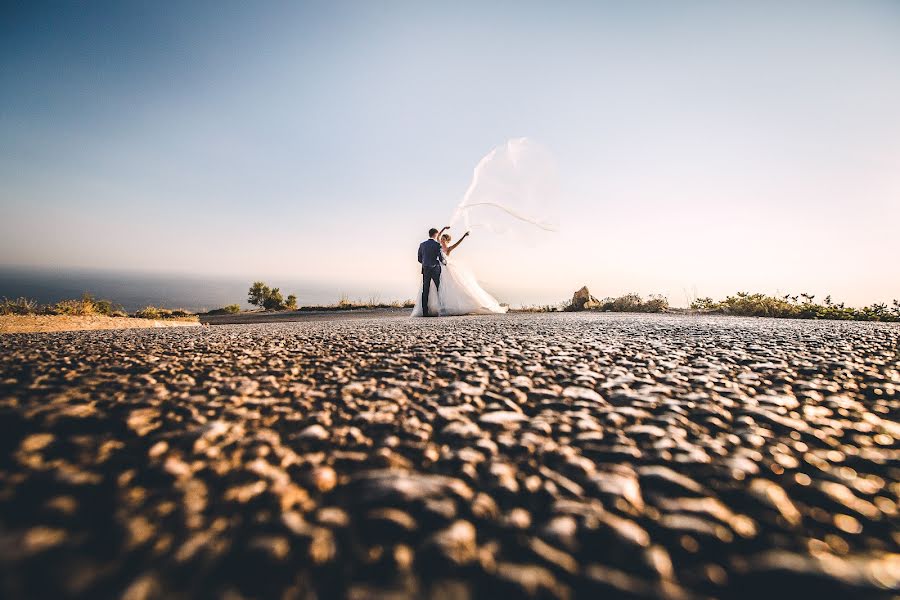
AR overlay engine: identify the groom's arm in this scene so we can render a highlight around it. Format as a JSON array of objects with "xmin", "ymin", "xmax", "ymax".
[{"xmin": 417, "ymin": 242, "xmax": 423, "ymax": 264}]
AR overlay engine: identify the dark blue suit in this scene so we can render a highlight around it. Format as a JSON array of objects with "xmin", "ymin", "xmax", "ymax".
[{"xmin": 417, "ymin": 238, "xmax": 445, "ymax": 316}]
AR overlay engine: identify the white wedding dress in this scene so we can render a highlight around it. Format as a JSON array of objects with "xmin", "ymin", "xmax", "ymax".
[{"xmin": 411, "ymin": 256, "xmax": 508, "ymax": 317}]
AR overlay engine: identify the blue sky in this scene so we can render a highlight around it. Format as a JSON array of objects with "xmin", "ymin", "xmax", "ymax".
[{"xmin": 2, "ymin": 1, "xmax": 899, "ymax": 305}]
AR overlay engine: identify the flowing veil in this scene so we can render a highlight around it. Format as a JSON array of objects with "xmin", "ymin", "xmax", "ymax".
[{"xmin": 450, "ymin": 138, "xmax": 559, "ymax": 238}]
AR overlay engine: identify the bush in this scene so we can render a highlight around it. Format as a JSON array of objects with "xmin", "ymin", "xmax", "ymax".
[
  {"xmin": 248, "ymin": 281, "xmax": 296, "ymax": 311},
  {"xmin": 691, "ymin": 292, "xmax": 900, "ymax": 322},
  {"xmin": 48, "ymin": 295, "xmax": 97, "ymax": 316},
  {"xmin": 0, "ymin": 294, "xmax": 192, "ymax": 320},
  {"xmin": 133, "ymin": 306, "xmax": 196, "ymax": 320},
  {"xmin": 513, "ymin": 303, "xmax": 565, "ymax": 313},
  {"xmin": 286, "ymin": 295, "xmax": 298, "ymax": 310},
  {"xmin": 205, "ymin": 304, "xmax": 242, "ymax": 315},
  {"xmin": 262, "ymin": 287, "xmax": 284, "ymax": 311},
  {"xmin": 642, "ymin": 294, "xmax": 670, "ymax": 313},
  {"xmin": 0, "ymin": 297, "xmax": 38, "ymax": 315},
  {"xmin": 133, "ymin": 306, "xmax": 162, "ymax": 319},
  {"xmin": 2, "ymin": 294, "xmax": 127, "ymax": 317},
  {"xmin": 597, "ymin": 293, "xmax": 668, "ymax": 313},
  {"xmin": 248, "ymin": 282, "xmax": 270, "ymax": 308},
  {"xmin": 566, "ymin": 293, "xmax": 669, "ymax": 313}
]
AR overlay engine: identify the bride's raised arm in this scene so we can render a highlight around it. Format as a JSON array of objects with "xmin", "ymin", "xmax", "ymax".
[{"xmin": 447, "ymin": 231, "xmax": 470, "ymax": 254}]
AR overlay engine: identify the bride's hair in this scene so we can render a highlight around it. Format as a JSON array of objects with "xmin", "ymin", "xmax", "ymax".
[{"xmin": 441, "ymin": 233, "xmax": 451, "ymax": 243}]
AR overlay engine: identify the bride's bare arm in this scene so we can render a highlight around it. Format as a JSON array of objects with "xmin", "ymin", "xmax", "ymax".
[{"xmin": 447, "ymin": 231, "xmax": 470, "ymax": 254}]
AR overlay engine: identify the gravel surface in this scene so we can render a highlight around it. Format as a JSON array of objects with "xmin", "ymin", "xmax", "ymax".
[{"xmin": 0, "ymin": 313, "xmax": 897, "ymax": 599}]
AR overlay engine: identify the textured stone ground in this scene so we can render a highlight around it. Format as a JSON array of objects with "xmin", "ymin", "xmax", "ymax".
[{"xmin": 0, "ymin": 314, "xmax": 897, "ymax": 599}]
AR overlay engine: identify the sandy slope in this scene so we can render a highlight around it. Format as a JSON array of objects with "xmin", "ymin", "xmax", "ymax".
[{"xmin": 0, "ymin": 314, "xmax": 200, "ymax": 334}]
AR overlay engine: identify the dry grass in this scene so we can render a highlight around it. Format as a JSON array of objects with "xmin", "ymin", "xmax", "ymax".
[
  {"xmin": 692, "ymin": 292, "xmax": 900, "ymax": 322},
  {"xmin": 305, "ymin": 296, "xmax": 414, "ymax": 312},
  {"xmin": 555, "ymin": 292, "xmax": 670, "ymax": 313},
  {"xmin": 132, "ymin": 307, "xmax": 198, "ymax": 321},
  {"xmin": 204, "ymin": 304, "xmax": 242, "ymax": 316},
  {"xmin": 1, "ymin": 295, "xmax": 199, "ymax": 321},
  {"xmin": 1, "ymin": 294, "xmax": 127, "ymax": 317}
]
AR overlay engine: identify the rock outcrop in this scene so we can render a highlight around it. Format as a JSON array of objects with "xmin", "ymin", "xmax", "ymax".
[{"xmin": 568, "ymin": 286, "xmax": 600, "ymax": 311}]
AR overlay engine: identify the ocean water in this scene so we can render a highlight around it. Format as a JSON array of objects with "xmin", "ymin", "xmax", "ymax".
[{"xmin": 0, "ymin": 267, "xmax": 415, "ymax": 313}]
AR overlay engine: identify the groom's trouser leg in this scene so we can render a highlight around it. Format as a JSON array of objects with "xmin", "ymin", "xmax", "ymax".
[
  {"xmin": 421, "ymin": 267, "xmax": 441, "ymax": 316},
  {"xmin": 422, "ymin": 270, "xmax": 432, "ymax": 316},
  {"xmin": 430, "ymin": 268, "xmax": 441, "ymax": 316}
]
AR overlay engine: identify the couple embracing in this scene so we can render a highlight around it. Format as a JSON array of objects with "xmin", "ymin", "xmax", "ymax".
[{"xmin": 413, "ymin": 227, "xmax": 508, "ymax": 317}]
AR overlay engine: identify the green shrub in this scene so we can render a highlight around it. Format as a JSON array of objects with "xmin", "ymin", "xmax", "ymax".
[
  {"xmin": 286, "ymin": 295, "xmax": 298, "ymax": 310},
  {"xmin": 248, "ymin": 281, "xmax": 270, "ymax": 308},
  {"xmin": 691, "ymin": 292, "xmax": 900, "ymax": 322},
  {"xmin": 248, "ymin": 281, "xmax": 296, "ymax": 311},
  {"xmin": 642, "ymin": 294, "xmax": 670, "ymax": 313},
  {"xmin": 133, "ymin": 306, "xmax": 161, "ymax": 319},
  {"xmin": 262, "ymin": 287, "xmax": 284, "ymax": 311},
  {"xmin": 513, "ymin": 303, "xmax": 565, "ymax": 313},
  {"xmin": 336, "ymin": 293, "xmax": 353, "ymax": 309},
  {"xmin": 41, "ymin": 294, "xmax": 124, "ymax": 317},
  {"xmin": 46, "ymin": 299, "xmax": 89, "ymax": 316},
  {"xmin": 205, "ymin": 304, "xmax": 242, "ymax": 315},
  {"xmin": 0, "ymin": 297, "xmax": 39, "ymax": 315},
  {"xmin": 133, "ymin": 306, "xmax": 197, "ymax": 321},
  {"xmin": 572, "ymin": 293, "xmax": 669, "ymax": 313}
]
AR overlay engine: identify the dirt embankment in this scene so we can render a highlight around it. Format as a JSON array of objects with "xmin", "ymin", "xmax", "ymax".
[{"xmin": 0, "ymin": 314, "xmax": 200, "ymax": 334}]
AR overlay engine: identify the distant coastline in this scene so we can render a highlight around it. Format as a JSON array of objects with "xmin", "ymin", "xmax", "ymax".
[{"xmin": 0, "ymin": 266, "xmax": 415, "ymax": 313}]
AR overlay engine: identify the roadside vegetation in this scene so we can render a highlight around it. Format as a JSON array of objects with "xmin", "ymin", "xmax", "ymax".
[
  {"xmin": 248, "ymin": 281, "xmax": 298, "ymax": 311},
  {"xmin": 517, "ymin": 292, "xmax": 670, "ymax": 313},
  {"xmin": 204, "ymin": 304, "xmax": 242, "ymax": 315},
  {"xmin": 1, "ymin": 294, "xmax": 127, "ymax": 317},
  {"xmin": 521, "ymin": 287, "xmax": 899, "ymax": 323},
  {"xmin": 242, "ymin": 283, "xmax": 413, "ymax": 313},
  {"xmin": 132, "ymin": 307, "xmax": 198, "ymax": 321},
  {"xmin": 592, "ymin": 293, "xmax": 669, "ymax": 313},
  {"xmin": 692, "ymin": 292, "xmax": 900, "ymax": 322},
  {"xmin": 511, "ymin": 304, "xmax": 565, "ymax": 313},
  {"xmin": 0, "ymin": 294, "xmax": 197, "ymax": 320},
  {"xmin": 323, "ymin": 293, "xmax": 414, "ymax": 311}
]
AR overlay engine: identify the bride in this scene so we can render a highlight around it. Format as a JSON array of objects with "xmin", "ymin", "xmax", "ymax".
[{"xmin": 411, "ymin": 227, "xmax": 508, "ymax": 317}]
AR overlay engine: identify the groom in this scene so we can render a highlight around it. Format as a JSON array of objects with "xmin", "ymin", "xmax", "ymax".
[{"xmin": 417, "ymin": 227, "xmax": 446, "ymax": 317}]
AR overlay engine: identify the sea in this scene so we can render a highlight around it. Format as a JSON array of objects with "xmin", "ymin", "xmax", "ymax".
[{"xmin": 0, "ymin": 266, "xmax": 416, "ymax": 313}]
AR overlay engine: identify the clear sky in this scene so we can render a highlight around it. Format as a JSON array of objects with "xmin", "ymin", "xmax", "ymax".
[{"xmin": 2, "ymin": 0, "xmax": 899, "ymax": 306}]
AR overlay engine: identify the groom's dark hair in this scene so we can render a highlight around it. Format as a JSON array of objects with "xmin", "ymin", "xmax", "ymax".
[{"xmin": 428, "ymin": 228, "xmax": 439, "ymax": 238}]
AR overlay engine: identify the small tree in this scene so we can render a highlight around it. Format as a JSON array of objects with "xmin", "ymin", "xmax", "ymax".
[
  {"xmin": 248, "ymin": 281, "xmax": 298, "ymax": 311},
  {"xmin": 248, "ymin": 281, "xmax": 270, "ymax": 308},
  {"xmin": 262, "ymin": 287, "xmax": 284, "ymax": 311}
]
